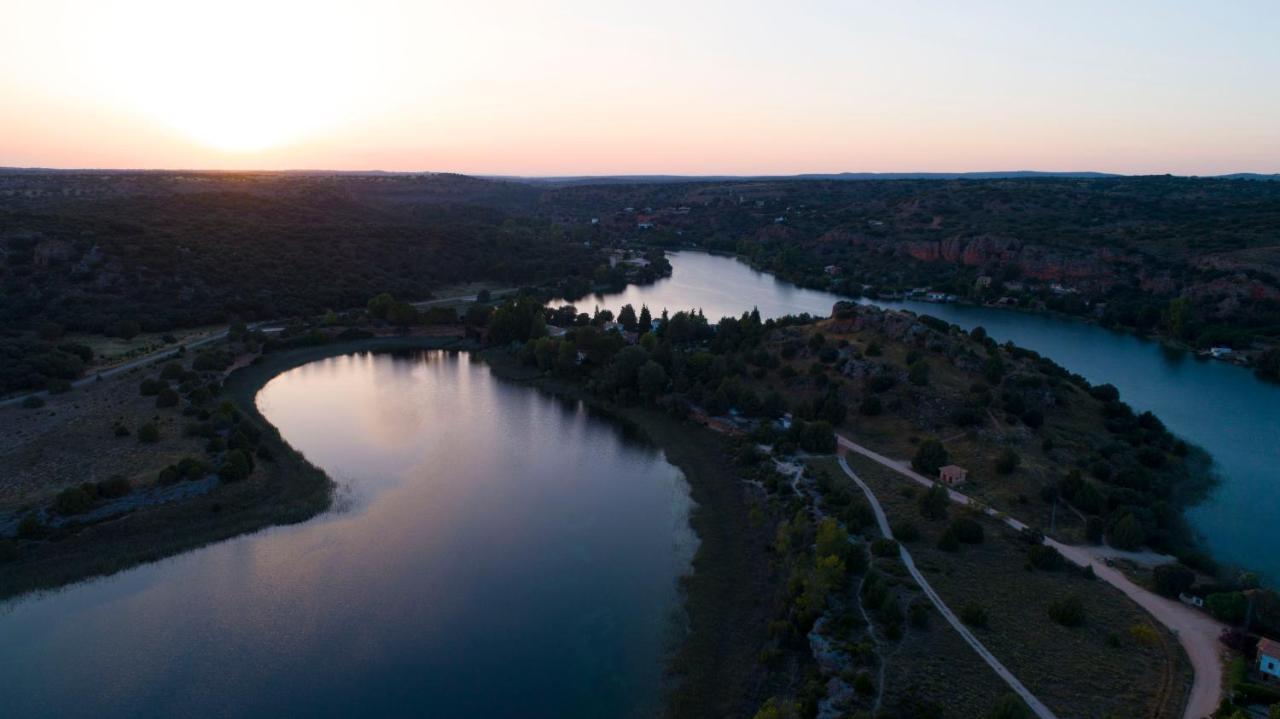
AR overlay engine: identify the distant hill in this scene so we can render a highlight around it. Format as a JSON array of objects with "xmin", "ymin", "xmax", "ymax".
[{"xmin": 492, "ymin": 171, "xmax": 1121, "ymax": 186}]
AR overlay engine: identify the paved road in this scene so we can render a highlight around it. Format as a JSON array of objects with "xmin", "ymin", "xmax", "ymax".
[
  {"xmin": 835, "ymin": 433, "xmax": 1224, "ymax": 719},
  {"xmin": 836, "ymin": 454, "xmax": 1059, "ymax": 719}
]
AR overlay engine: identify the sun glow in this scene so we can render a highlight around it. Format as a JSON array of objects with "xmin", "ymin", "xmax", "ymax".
[{"xmin": 72, "ymin": 0, "xmax": 401, "ymax": 154}]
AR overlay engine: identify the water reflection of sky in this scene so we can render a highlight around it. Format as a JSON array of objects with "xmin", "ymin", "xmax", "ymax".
[{"xmin": 0, "ymin": 351, "xmax": 695, "ymax": 718}]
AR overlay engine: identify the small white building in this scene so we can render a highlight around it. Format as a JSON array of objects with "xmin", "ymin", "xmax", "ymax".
[
  {"xmin": 1258, "ymin": 638, "xmax": 1280, "ymax": 680},
  {"xmin": 1209, "ymin": 346, "xmax": 1234, "ymax": 359}
]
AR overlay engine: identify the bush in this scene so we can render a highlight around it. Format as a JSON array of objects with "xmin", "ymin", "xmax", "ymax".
[
  {"xmin": 937, "ymin": 528, "xmax": 960, "ymax": 552},
  {"xmin": 892, "ymin": 521, "xmax": 920, "ymax": 543},
  {"xmin": 853, "ymin": 672, "xmax": 875, "ymax": 697},
  {"xmin": 1108, "ymin": 513, "xmax": 1147, "ymax": 550},
  {"xmin": 960, "ymin": 603, "xmax": 988, "ymax": 628},
  {"xmin": 219, "ymin": 449, "xmax": 254, "ymax": 482},
  {"xmin": 994, "ymin": 449, "xmax": 1021, "ymax": 474},
  {"xmin": 950, "ymin": 517, "xmax": 985, "ymax": 544},
  {"xmin": 139, "ymin": 378, "xmax": 164, "ymax": 396},
  {"xmin": 137, "ymin": 422, "xmax": 160, "ymax": 443},
  {"xmin": 156, "ymin": 387, "xmax": 180, "ymax": 408},
  {"xmin": 859, "ymin": 395, "xmax": 883, "ymax": 416},
  {"xmin": 912, "ymin": 439, "xmax": 949, "ymax": 477},
  {"xmin": 1048, "ymin": 596, "xmax": 1085, "ymax": 627},
  {"xmin": 158, "ymin": 465, "xmax": 182, "ymax": 485},
  {"xmin": 54, "ymin": 485, "xmax": 95, "ymax": 515},
  {"xmin": 96, "ymin": 475, "xmax": 131, "ymax": 499},
  {"xmin": 871, "ymin": 538, "xmax": 899, "ymax": 558},
  {"xmin": 113, "ymin": 423, "xmax": 130, "ymax": 437},
  {"xmin": 1152, "ymin": 563, "xmax": 1196, "ymax": 598},
  {"xmin": 0, "ymin": 539, "xmax": 18, "ymax": 563},
  {"xmin": 17, "ymin": 514, "xmax": 43, "ymax": 539},
  {"xmin": 1028, "ymin": 544, "xmax": 1066, "ymax": 571},
  {"xmin": 918, "ymin": 483, "xmax": 950, "ymax": 520},
  {"xmin": 21, "ymin": 395, "xmax": 45, "ymax": 409}
]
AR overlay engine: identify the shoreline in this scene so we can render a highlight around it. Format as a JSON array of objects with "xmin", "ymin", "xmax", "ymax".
[
  {"xmin": 0, "ymin": 335, "xmax": 469, "ymax": 602},
  {"xmin": 1, "ymin": 336, "xmax": 784, "ymax": 717}
]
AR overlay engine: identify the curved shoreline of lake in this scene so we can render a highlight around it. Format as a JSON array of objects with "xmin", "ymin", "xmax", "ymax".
[
  {"xmin": 0, "ymin": 346, "xmax": 697, "ymax": 718},
  {"xmin": 563, "ymin": 250, "xmax": 1280, "ymax": 580}
]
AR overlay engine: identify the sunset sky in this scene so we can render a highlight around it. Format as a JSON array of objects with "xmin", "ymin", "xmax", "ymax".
[{"xmin": 2, "ymin": 0, "xmax": 1277, "ymax": 175}]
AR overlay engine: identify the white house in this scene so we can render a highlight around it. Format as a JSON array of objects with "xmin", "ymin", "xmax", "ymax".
[
  {"xmin": 1258, "ymin": 638, "xmax": 1280, "ymax": 680},
  {"xmin": 1209, "ymin": 346, "xmax": 1234, "ymax": 359}
]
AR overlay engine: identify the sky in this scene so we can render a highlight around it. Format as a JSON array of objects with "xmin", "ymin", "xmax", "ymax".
[{"xmin": 1, "ymin": 0, "xmax": 1278, "ymax": 175}]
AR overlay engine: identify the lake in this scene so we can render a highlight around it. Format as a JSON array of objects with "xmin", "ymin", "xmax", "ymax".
[
  {"xmin": 562, "ymin": 250, "xmax": 1280, "ymax": 580},
  {"xmin": 0, "ymin": 350, "xmax": 696, "ymax": 718}
]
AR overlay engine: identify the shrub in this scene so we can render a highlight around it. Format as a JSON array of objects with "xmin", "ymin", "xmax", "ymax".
[
  {"xmin": 1152, "ymin": 563, "xmax": 1196, "ymax": 598},
  {"xmin": 1206, "ymin": 592, "xmax": 1247, "ymax": 624},
  {"xmin": 1048, "ymin": 596, "xmax": 1085, "ymax": 627},
  {"xmin": 219, "ymin": 449, "xmax": 254, "ymax": 482},
  {"xmin": 1021, "ymin": 409, "xmax": 1044, "ymax": 429},
  {"xmin": 960, "ymin": 603, "xmax": 988, "ymax": 628},
  {"xmin": 815, "ymin": 517, "xmax": 850, "ymax": 560},
  {"xmin": 54, "ymin": 485, "xmax": 95, "ymax": 515},
  {"xmin": 17, "ymin": 514, "xmax": 43, "ymax": 539},
  {"xmin": 21, "ymin": 395, "xmax": 45, "ymax": 409},
  {"xmin": 113, "ymin": 423, "xmax": 130, "ymax": 437},
  {"xmin": 1108, "ymin": 513, "xmax": 1147, "ymax": 550},
  {"xmin": 137, "ymin": 422, "xmax": 160, "ymax": 443},
  {"xmin": 892, "ymin": 521, "xmax": 920, "ymax": 543},
  {"xmin": 158, "ymin": 465, "xmax": 182, "ymax": 485},
  {"xmin": 950, "ymin": 517, "xmax": 985, "ymax": 544},
  {"xmin": 871, "ymin": 538, "xmax": 899, "ymax": 558},
  {"xmin": 853, "ymin": 672, "xmax": 875, "ymax": 697},
  {"xmin": 160, "ymin": 362, "xmax": 185, "ymax": 380},
  {"xmin": 96, "ymin": 475, "xmax": 131, "ymax": 499},
  {"xmin": 859, "ymin": 395, "xmax": 883, "ymax": 416},
  {"xmin": 937, "ymin": 528, "xmax": 960, "ymax": 552},
  {"xmin": 917, "ymin": 483, "xmax": 950, "ymax": 520},
  {"xmin": 0, "ymin": 539, "xmax": 18, "ymax": 563},
  {"xmin": 994, "ymin": 449, "xmax": 1021, "ymax": 475},
  {"xmin": 912, "ymin": 439, "xmax": 949, "ymax": 477},
  {"xmin": 139, "ymin": 378, "xmax": 164, "ymax": 396},
  {"xmin": 1028, "ymin": 544, "xmax": 1066, "ymax": 571},
  {"xmin": 156, "ymin": 387, "xmax": 180, "ymax": 408}
]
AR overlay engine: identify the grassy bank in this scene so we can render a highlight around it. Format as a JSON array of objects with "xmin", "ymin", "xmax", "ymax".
[{"xmin": 0, "ymin": 335, "xmax": 468, "ymax": 601}]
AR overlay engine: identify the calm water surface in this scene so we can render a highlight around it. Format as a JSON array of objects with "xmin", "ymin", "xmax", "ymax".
[
  {"xmin": 567, "ymin": 251, "xmax": 1280, "ymax": 579},
  {"xmin": 0, "ymin": 351, "xmax": 695, "ymax": 718}
]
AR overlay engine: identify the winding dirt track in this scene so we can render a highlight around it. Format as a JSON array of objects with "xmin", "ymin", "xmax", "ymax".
[{"xmin": 835, "ymin": 433, "xmax": 1225, "ymax": 719}]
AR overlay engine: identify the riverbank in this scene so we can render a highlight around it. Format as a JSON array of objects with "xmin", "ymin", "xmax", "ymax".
[
  {"xmin": 0, "ymin": 335, "xmax": 471, "ymax": 601},
  {"xmin": 481, "ymin": 350, "xmax": 802, "ymax": 719}
]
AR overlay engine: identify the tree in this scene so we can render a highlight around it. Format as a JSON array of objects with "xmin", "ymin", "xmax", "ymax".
[
  {"xmin": 219, "ymin": 449, "xmax": 254, "ymax": 482},
  {"xmin": 859, "ymin": 395, "xmax": 882, "ymax": 416},
  {"xmin": 1152, "ymin": 563, "xmax": 1195, "ymax": 598},
  {"xmin": 387, "ymin": 301, "xmax": 419, "ymax": 328},
  {"xmin": 912, "ymin": 438, "xmax": 949, "ymax": 477},
  {"xmin": 950, "ymin": 517, "xmax": 985, "ymax": 544},
  {"xmin": 637, "ymin": 361, "xmax": 668, "ymax": 398},
  {"xmin": 1048, "ymin": 595, "xmax": 1085, "ymax": 626},
  {"xmin": 908, "ymin": 360, "xmax": 930, "ymax": 386},
  {"xmin": 994, "ymin": 448, "xmax": 1021, "ymax": 474},
  {"xmin": 137, "ymin": 422, "xmax": 160, "ymax": 443},
  {"xmin": 918, "ymin": 483, "xmax": 950, "ymax": 520},
  {"xmin": 366, "ymin": 292, "xmax": 396, "ymax": 320},
  {"xmin": 156, "ymin": 387, "xmax": 180, "ymax": 408},
  {"xmin": 637, "ymin": 305, "xmax": 652, "ymax": 334},
  {"xmin": 617, "ymin": 304, "xmax": 638, "ymax": 332},
  {"xmin": 54, "ymin": 485, "xmax": 95, "ymax": 515},
  {"xmin": 1108, "ymin": 513, "xmax": 1147, "ymax": 550},
  {"xmin": 815, "ymin": 517, "xmax": 850, "ymax": 560}
]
